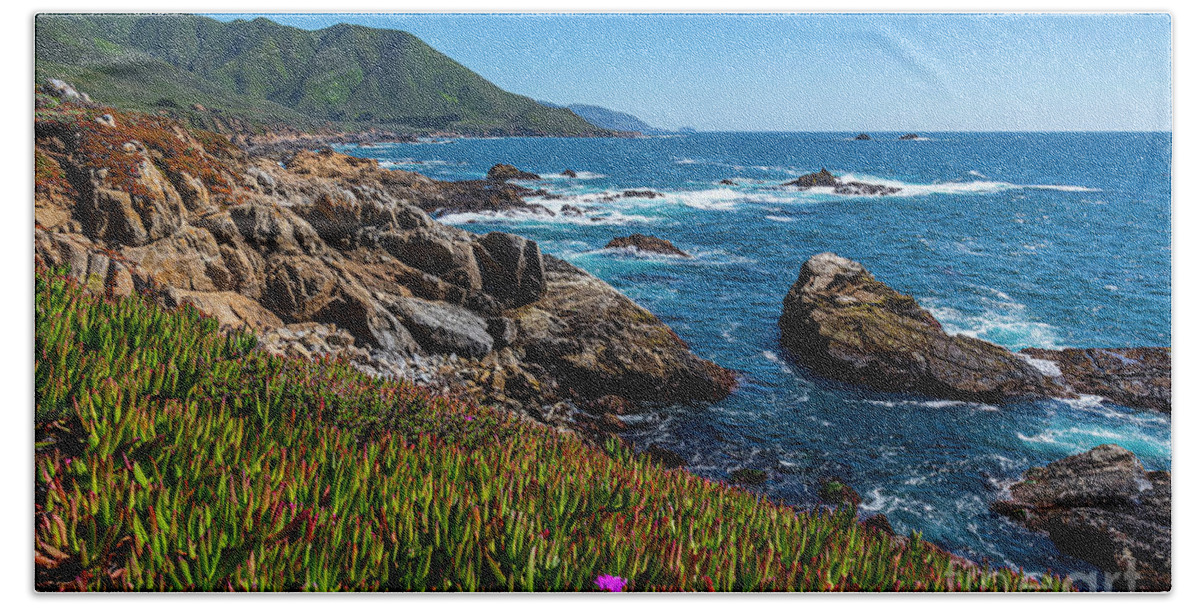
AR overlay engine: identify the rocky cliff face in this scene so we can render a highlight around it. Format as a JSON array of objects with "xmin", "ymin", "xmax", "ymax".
[
  {"xmin": 34, "ymin": 91, "xmax": 734, "ymax": 437},
  {"xmin": 779, "ymin": 253, "xmax": 1064, "ymax": 402},
  {"xmin": 993, "ymin": 445, "xmax": 1170, "ymax": 591}
]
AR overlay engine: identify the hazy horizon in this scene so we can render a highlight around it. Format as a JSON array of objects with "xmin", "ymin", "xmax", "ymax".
[{"xmin": 208, "ymin": 13, "xmax": 1172, "ymax": 133}]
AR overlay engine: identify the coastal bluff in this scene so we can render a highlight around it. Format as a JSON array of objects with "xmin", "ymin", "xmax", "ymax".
[{"xmin": 34, "ymin": 91, "xmax": 734, "ymax": 436}]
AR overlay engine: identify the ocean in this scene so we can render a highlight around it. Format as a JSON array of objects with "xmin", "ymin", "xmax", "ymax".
[{"xmin": 337, "ymin": 131, "xmax": 1171, "ymax": 579}]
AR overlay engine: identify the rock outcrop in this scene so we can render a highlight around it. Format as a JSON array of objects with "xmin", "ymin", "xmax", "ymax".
[
  {"xmin": 34, "ymin": 90, "xmax": 733, "ymax": 440},
  {"xmin": 854, "ymin": 133, "xmax": 872, "ymax": 140},
  {"xmin": 1021, "ymin": 348, "xmax": 1170, "ymax": 413},
  {"xmin": 783, "ymin": 169, "xmax": 901, "ymax": 196},
  {"xmin": 899, "ymin": 133, "xmax": 921, "ymax": 140},
  {"xmin": 486, "ymin": 163, "xmax": 540, "ymax": 181},
  {"xmin": 604, "ymin": 234, "xmax": 691, "ymax": 258},
  {"xmin": 513, "ymin": 255, "xmax": 736, "ymax": 403},
  {"xmin": 993, "ymin": 445, "xmax": 1170, "ymax": 591},
  {"xmin": 779, "ymin": 253, "xmax": 1064, "ymax": 403}
]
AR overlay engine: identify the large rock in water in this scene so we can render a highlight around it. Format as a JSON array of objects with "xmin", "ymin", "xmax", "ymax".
[
  {"xmin": 1021, "ymin": 347, "xmax": 1171, "ymax": 413},
  {"xmin": 783, "ymin": 169, "xmax": 901, "ymax": 196},
  {"xmin": 992, "ymin": 445, "xmax": 1170, "ymax": 591},
  {"xmin": 779, "ymin": 253, "xmax": 1062, "ymax": 402},
  {"xmin": 513, "ymin": 255, "xmax": 736, "ymax": 402},
  {"xmin": 486, "ymin": 163, "xmax": 540, "ymax": 181},
  {"xmin": 604, "ymin": 234, "xmax": 692, "ymax": 258}
]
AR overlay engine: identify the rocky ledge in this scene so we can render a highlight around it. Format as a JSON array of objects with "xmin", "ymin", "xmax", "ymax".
[
  {"xmin": 782, "ymin": 169, "xmax": 900, "ymax": 196},
  {"xmin": 992, "ymin": 445, "xmax": 1170, "ymax": 591},
  {"xmin": 779, "ymin": 253, "xmax": 1065, "ymax": 402},
  {"xmin": 1021, "ymin": 347, "xmax": 1171, "ymax": 414},
  {"xmin": 604, "ymin": 234, "xmax": 691, "ymax": 258},
  {"xmin": 34, "ymin": 90, "xmax": 734, "ymax": 441}
]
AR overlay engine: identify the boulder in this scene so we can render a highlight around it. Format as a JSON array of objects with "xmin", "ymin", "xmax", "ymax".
[
  {"xmin": 381, "ymin": 228, "xmax": 482, "ymax": 290},
  {"xmin": 1021, "ymin": 347, "xmax": 1170, "ymax": 413},
  {"xmin": 389, "ymin": 297, "xmax": 494, "ymax": 358},
  {"xmin": 486, "ymin": 163, "xmax": 540, "ymax": 181},
  {"xmin": 313, "ymin": 281, "xmax": 420, "ymax": 354},
  {"xmin": 993, "ymin": 445, "xmax": 1170, "ymax": 591},
  {"xmin": 512, "ymin": 255, "xmax": 736, "ymax": 402},
  {"xmin": 229, "ymin": 202, "xmax": 324, "ymax": 255},
  {"xmin": 120, "ymin": 225, "xmax": 235, "ymax": 292},
  {"xmin": 260, "ymin": 255, "xmax": 339, "ymax": 322},
  {"xmin": 604, "ymin": 234, "xmax": 691, "ymax": 258},
  {"xmin": 779, "ymin": 253, "xmax": 1063, "ymax": 403},
  {"xmin": 474, "ymin": 232, "xmax": 546, "ymax": 308},
  {"xmin": 165, "ymin": 289, "xmax": 284, "ymax": 332}
]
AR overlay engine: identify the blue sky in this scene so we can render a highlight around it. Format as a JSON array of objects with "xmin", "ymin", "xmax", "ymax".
[{"xmin": 208, "ymin": 13, "xmax": 1171, "ymax": 132}]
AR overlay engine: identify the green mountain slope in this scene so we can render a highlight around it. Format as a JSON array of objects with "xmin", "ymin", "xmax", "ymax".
[{"xmin": 35, "ymin": 14, "xmax": 609, "ymax": 136}]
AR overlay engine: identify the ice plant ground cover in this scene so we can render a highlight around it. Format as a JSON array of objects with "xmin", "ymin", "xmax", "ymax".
[{"xmin": 33, "ymin": 267, "xmax": 1071, "ymax": 591}]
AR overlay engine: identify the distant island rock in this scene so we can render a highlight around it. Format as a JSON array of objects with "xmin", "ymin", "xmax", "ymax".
[
  {"xmin": 779, "ymin": 253, "xmax": 1066, "ymax": 403},
  {"xmin": 782, "ymin": 169, "xmax": 901, "ymax": 196},
  {"xmin": 993, "ymin": 445, "xmax": 1170, "ymax": 591},
  {"xmin": 899, "ymin": 133, "xmax": 921, "ymax": 140},
  {"xmin": 854, "ymin": 133, "xmax": 872, "ymax": 140},
  {"xmin": 486, "ymin": 163, "xmax": 540, "ymax": 181},
  {"xmin": 561, "ymin": 169, "xmax": 578, "ymax": 178},
  {"xmin": 604, "ymin": 234, "xmax": 692, "ymax": 258}
]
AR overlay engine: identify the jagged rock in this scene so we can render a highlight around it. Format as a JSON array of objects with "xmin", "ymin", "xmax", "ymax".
[
  {"xmin": 42, "ymin": 79, "xmax": 91, "ymax": 102},
  {"xmin": 314, "ymin": 281, "xmax": 420, "ymax": 354},
  {"xmin": 719, "ymin": 179, "xmax": 737, "ymax": 185},
  {"xmin": 1021, "ymin": 347, "xmax": 1170, "ymax": 413},
  {"xmin": 779, "ymin": 253, "xmax": 1063, "ymax": 403},
  {"xmin": 561, "ymin": 169, "xmax": 578, "ymax": 178},
  {"xmin": 513, "ymin": 255, "xmax": 736, "ymax": 402},
  {"xmin": 604, "ymin": 234, "xmax": 691, "ymax": 258},
  {"xmin": 120, "ymin": 226, "xmax": 234, "ymax": 292},
  {"xmin": 381, "ymin": 228, "xmax": 482, "ymax": 290},
  {"xmin": 389, "ymin": 297, "xmax": 494, "ymax": 358},
  {"xmin": 486, "ymin": 316, "xmax": 517, "ymax": 347},
  {"xmin": 993, "ymin": 445, "xmax": 1170, "ymax": 591},
  {"xmin": 854, "ymin": 133, "xmax": 872, "ymax": 140},
  {"xmin": 486, "ymin": 163, "xmax": 540, "ymax": 181},
  {"xmin": 783, "ymin": 169, "xmax": 901, "ymax": 196},
  {"xmin": 899, "ymin": 133, "xmax": 921, "ymax": 140},
  {"xmin": 473, "ymin": 232, "xmax": 546, "ymax": 308},
  {"xmin": 261, "ymin": 255, "xmax": 338, "ymax": 321},
  {"xmin": 165, "ymin": 289, "xmax": 284, "ymax": 332},
  {"xmin": 228, "ymin": 202, "xmax": 324, "ymax": 255}
]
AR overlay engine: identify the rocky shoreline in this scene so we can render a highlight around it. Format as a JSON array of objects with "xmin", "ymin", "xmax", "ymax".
[
  {"xmin": 993, "ymin": 445, "xmax": 1170, "ymax": 591},
  {"xmin": 34, "ymin": 89, "xmax": 734, "ymax": 446}
]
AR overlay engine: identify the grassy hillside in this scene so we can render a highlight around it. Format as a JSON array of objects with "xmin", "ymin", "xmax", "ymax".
[
  {"xmin": 35, "ymin": 14, "xmax": 609, "ymax": 136},
  {"xmin": 33, "ymin": 266, "xmax": 1069, "ymax": 591}
]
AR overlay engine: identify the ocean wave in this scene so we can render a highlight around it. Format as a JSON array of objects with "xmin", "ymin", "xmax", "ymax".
[
  {"xmin": 541, "ymin": 171, "xmax": 606, "ymax": 180},
  {"xmin": 438, "ymin": 208, "xmax": 656, "ymax": 226},
  {"xmin": 1018, "ymin": 353, "xmax": 1063, "ymax": 377},
  {"xmin": 835, "ymin": 173, "xmax": 1101, "ymax": 197},
  {"xmin": 924, "ymin": 298, "xmax": 1060, "ymax": 351},
  {"xmin": 765, "ymin": 215, "xmax": 797, "ymax": 223},
  {"xmin": 863, "ymin": 398, "xmax": 1000, "ymax": 412}
]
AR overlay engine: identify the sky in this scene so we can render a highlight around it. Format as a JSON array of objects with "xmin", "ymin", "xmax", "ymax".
[{"xmin": 183, "ymin": 13, "xmax": 1172, "ymax": 132}]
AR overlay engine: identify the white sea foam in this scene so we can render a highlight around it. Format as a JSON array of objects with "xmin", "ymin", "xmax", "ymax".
[
  {"xmin": 541, "ymin": 171, "xmax": 606, "ymax": 180},
  {"xmin": 765, "ymin": 215, "xmax": 796, "ymax": 223},
  {"xmin": 925, "ymin": 297, "xmax": 1060, "ymax": 351},
  {"xmin": 1018, "ymin": 353, "xmax": 1063, "ymax": 377},
  {"xmin": 832, "ymin": 173, "xmax": 1101, "ymax": 197},
  {"xmin": 438, "ymin": 208, "xmax": 655, "ymax": 226}
]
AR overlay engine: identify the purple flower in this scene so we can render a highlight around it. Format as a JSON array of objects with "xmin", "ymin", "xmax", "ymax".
[
  {"xmin": 463, "ymin": 415, "xmax": 475, "ymax": 421},
  {"xmin": 594, "ymin": 574, "xmax": 627, "ymax": 592}
]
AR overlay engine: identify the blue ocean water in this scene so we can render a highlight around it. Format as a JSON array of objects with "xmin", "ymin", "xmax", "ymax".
[{"xmin": 339, "ymin": 132, "xmax": 1171, "ymax": 580}]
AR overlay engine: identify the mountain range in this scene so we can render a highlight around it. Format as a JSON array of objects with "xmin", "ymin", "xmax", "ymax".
[
  {"xmin": 539, "ymin": 101, "xmax": 670, "ymax": 134},
  {"xmin": 34, "ymin": 14, "xmax": 611, "ymax": 136}
]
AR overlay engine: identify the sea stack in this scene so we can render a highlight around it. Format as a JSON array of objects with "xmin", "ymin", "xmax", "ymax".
[{"xmin": 778, "ymin": 252, "xmax": 1062, "ymax": 402}]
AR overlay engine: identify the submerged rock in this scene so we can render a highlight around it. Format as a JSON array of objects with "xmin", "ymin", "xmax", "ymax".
[
  {"xmin": 561, "ymin": 169, "xmax": 578, "ymax": 178},
  {"xmin": 604, "ymin": 234, "xmax": 691, "ymax": 258},
  {"xmin": 1021, "ymin": 347, "xmax": 1170, "ymax": 413},
  {"xmin": 854, "ymin": 133, "xmax": 872, "ymax": 140},
  {"xmin": 899, "ymin": 133, "xmax": 921, "ymax": 140},
  {"xmin": 992, "ymin": 445, "xmax": 1170, "ymax": 591},
  {"xmin": 779, "ymin": 252, "xmax": 1063, "ymax": 403}
]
